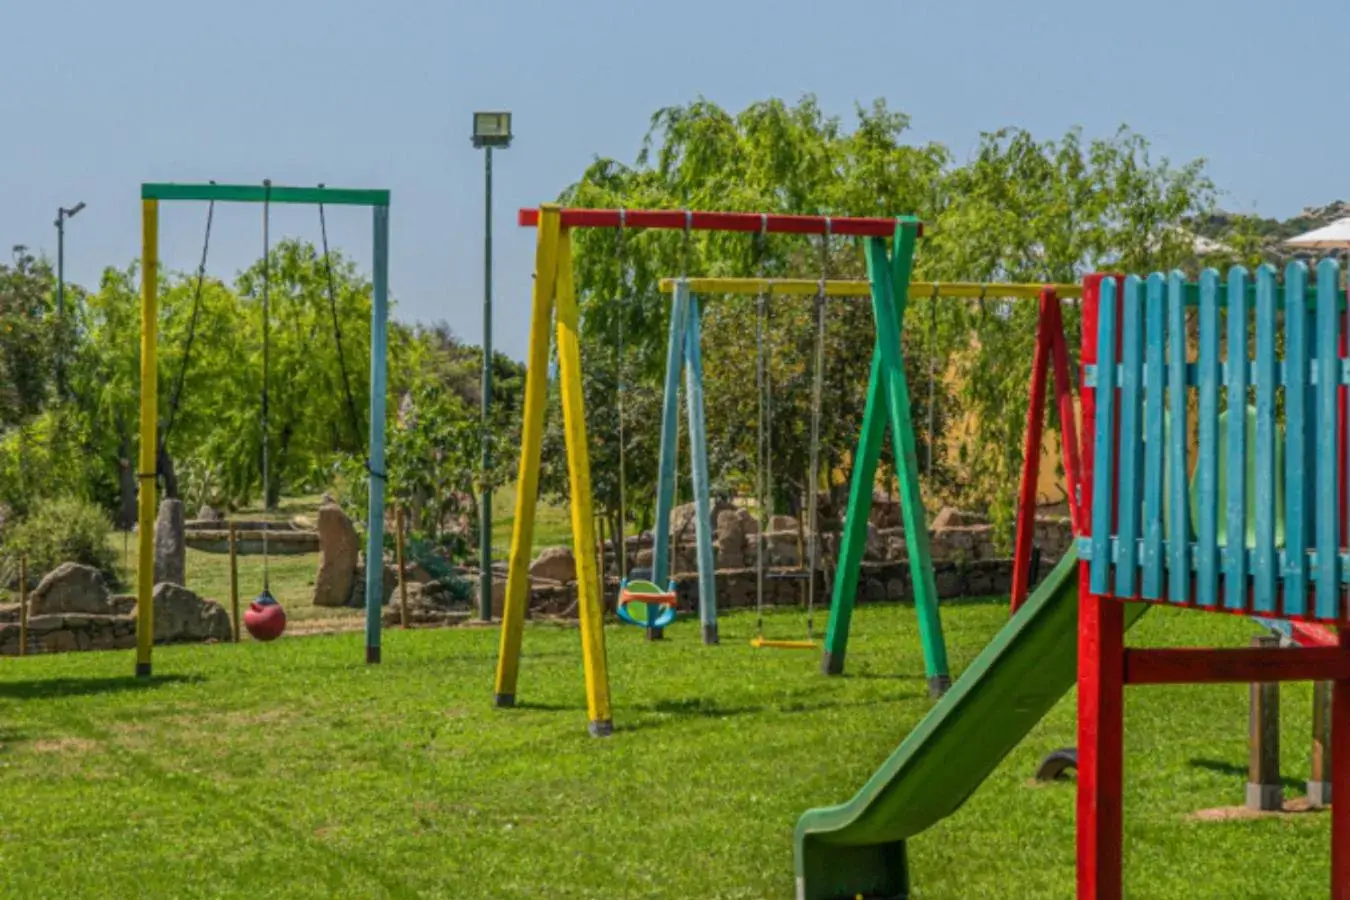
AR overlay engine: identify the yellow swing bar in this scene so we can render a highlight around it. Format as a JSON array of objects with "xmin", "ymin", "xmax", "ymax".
[{"xmin": 751, "ymin": 636, "xmax": 821, "ymax": 651}]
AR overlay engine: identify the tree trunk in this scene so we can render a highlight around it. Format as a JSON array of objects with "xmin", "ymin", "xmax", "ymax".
[
  {"xmin": 156, "ymin": 444, "xmax": 179, "ymax": 500},
  {"xmin": 118, "ymin": 427, "xmax": 137, "ymax": 530}
]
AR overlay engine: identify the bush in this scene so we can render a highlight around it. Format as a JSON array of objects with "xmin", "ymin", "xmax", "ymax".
[{"xmin": 0, "ymin": 496, "xmax": 116, "ymax": 589}]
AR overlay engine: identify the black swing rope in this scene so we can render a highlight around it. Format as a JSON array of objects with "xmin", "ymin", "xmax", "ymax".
[
  {"xmin": 260, "ymin": 181, "xmax": 273, "ymax": 594},
  {"xmin": 157, "ymin": 185, "xmax": 217, "ymax": 479},
  {"xmin": 318, "ymin": 190, "xmax": 365, "ymax": 446}
]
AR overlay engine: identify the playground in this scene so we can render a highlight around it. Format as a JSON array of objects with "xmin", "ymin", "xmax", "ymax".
[
  {"xmin": 0, "ymin": 592, "xmax": 1331, "ymax": 898},
  {"xmin": 6, "ymin": 65, "xmax": 1350, "ymax": 895}
]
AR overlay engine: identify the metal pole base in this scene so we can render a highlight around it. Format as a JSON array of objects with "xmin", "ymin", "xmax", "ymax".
[
  {"xmin": 701, "ymin": 623, "xmax": 719, "ymax": 645},
  {"xmin": 494, "ymin": 693, "xmax": 515, "ymax": 709},
  {"xmin": 1246, "ymin": 782, "xmax": 1283, "ymax": 812},
  {"xmin": 928, "ymin": 675, "xmax": 952, "ymax": 698},
  {"xmin": 1308, "ymin": 780, "xmax": 1333, "ymax": 808},
  {"xmin": 366, "ymin": 645, "xmax": 381, "ymax": 665},
  {"xmin": 135, "ymin": 662, "xmax": 151, "ymax": 678},
  {"xmin": 588, "ymin": 719, "xmax": 614, "ymax": 738},
  {"xmin": 820, "ymin": 651, "xmax": 844, "ymax": 676},
  {"xmin": 646, "ymin": 626, "xmax": 665, "ymax": 642}
]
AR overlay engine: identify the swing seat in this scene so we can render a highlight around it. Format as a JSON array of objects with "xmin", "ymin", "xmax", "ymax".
[
  {"xmin": 616, "ymin": 580, "xmax": 678, "ymax": 629},
  {"xmin": 750, "ymin": 636, "xmax": 820, "ymax": 651},
  {"xmin": 244, "ymin": 588, "xmax": 287, "ymax": 642}
]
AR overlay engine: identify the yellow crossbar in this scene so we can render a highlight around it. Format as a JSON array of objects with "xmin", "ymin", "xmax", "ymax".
[
  {"xmin": 750, "ymin": 636, "xmax": 822, "ymax": 651},
  {"xmin": 657, "ymin": 277, "xmax": 1083, "ymax": 300}
]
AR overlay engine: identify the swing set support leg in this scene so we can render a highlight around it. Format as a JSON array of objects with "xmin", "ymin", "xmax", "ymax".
[
  {"xmin": 683, "ymin": 292, "xmax": 719, "ymax": 644},
  {"xmin": 819, "ymin": 222, "xmax": 949, "ymax": 694}
]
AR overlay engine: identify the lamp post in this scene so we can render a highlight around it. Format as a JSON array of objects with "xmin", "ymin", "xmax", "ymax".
[
  {"xmin": 472, "ymin": 111, "xmax": 512, "ymax": 621},
  {"xmin": 55, "ymin": 201, "xmax": 86, "ymax": 396}
]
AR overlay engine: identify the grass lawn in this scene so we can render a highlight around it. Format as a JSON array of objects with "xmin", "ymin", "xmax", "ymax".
[{"xmin": 0, "ymin": 595, "xmax": 1331, "ymax": 898}]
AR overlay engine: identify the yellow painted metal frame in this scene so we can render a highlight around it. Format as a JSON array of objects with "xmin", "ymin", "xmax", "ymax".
[
  {"xmin": 494, "ymin": 205, "xmax": 613, "ymax": 737},
  {"xmin": 658, "ymin": 277, "xmax": 1083, "ymax": 299},
  {"xmin": 136, "ymin": 200, "xmax": 159, "ymax": 676}
]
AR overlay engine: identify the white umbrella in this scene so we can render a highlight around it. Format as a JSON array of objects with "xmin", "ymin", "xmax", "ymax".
[{"xmin": 1285, "ymin": 217, "xmax": 1350, "ymax": 249}]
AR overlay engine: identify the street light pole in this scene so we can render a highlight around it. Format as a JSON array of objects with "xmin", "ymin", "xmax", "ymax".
[
  {"xmin": 54, "ymin": 201, "xmax": 85, "ymax": 397},
  {"xmin": 472, "ymin": 111, "xmax": 512, "ymax": 622},
  {"xmin": 480, "ymin": 144, "xmax": 494, "ymax": 622}
]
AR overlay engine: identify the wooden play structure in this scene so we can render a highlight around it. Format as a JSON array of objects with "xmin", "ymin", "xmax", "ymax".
[{"xmin": 796, "ymin": 263, "xmax": 1350, "ymax": 899}]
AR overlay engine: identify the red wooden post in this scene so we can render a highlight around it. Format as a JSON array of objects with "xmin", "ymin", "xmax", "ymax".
[
  {"xmin": 1048, "ymin": 299, "xmax": 1085, "ymax": 536},
  {"xmin": 1076, "ymin": 273, "xmax": 1126, "ymax": 900},
  {"xmin": 1333, "ymin": 626, "xmax": 1350, "ymax": 898},
  {"xmin": 1011, "ymin": 291, "xmax": 1056, "ymax": 613}
]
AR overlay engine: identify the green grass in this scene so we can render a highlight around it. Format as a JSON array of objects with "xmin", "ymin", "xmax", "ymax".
[
  {"xmin": 489, "ymin": 482, "xmax": 575, "ymax": 559},
  {"xmin": 0, "ymin": 598, "xmax": 1331, "ymax": 898}
]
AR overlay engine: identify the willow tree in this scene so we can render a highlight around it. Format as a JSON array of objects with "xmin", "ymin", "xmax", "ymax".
[{"xmin": 551, "ymin": 96, "xmax": 1215, "ymax": 537}]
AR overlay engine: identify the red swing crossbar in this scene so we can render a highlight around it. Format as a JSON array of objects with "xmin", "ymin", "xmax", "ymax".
[{"xmin": 517, "ymin": 207, "xmax": 919, "ymax": 238}]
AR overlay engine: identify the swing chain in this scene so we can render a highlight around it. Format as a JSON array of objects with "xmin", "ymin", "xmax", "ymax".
[
  {"xmin": 158, "ymin": 182, "xmax": 218, "ymax": 484},
  {"xmin": 260, "ymin": 179, "xmax": 272, "ymax": 591}
]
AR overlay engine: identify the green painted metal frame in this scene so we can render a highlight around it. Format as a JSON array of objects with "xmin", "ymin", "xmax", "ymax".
[
  {"xmin": 819, "ymin": 219, "xmax": 950, "ymax": 694},
  {"xmin": 139, "ymin": 180, "xmax": 393, "ymax": 666},
  {"xmin": 141, "ymin": 182, "xmax": 390, "ymax": 207}
]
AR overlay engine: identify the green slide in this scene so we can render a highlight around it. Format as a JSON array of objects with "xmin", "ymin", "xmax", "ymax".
[{"xmin": 794, "ymin": 548, "xmax": 1147, "ymax": 899}]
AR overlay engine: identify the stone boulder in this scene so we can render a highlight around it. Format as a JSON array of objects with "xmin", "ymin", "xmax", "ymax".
[
  {"xmin": 769, "ymin": 514, "xmax": 799, "ymax": 533},
  {"xmin": 348, "ymin": 562, "xmax": 398, "ymax": 609},
  {"xmin": 142, "ymin": 583, "xmax": 231, "ymax": 643},
  {"xmin": 29, "ymin": 563, "xmax": 112, "ymax": 616},
  {"xmin": 715, "ymin": 508, "xmax": 758, "ymax": 569},
  {"xmin": 153, "ymin": 498, "xmax": 186, "ymax": 587},
  {"xmin": 765, "ymin": 531, "xmax": 801, "ymax": 567},
  {"xmin": 529, "ymin": 546, "xmax": 577, "ymax": 584},
  {"xmin": 313, "ymin": 496, "xmax": 360, "ymax": 607},
  {"xmin": 196, "ymin": 505, "xmax": 225, "ymax": 523}
]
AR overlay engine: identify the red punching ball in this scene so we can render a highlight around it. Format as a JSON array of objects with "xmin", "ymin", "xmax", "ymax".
[{"xmin": 244, "ymin": 589, "xmax": 287, "ymax": 641}]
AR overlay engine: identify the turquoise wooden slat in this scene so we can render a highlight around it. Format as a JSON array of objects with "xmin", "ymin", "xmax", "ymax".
[
  {"xmin": 1114, "ymin": 277, "xmax": 1145, "ymax": 597},
  {"xmin": 1284, "ymin": 263, "xmax": 1308, "ymax": 615},
  {"xmin": 1090, "ymin": 278, "xmax": 1119, "ymax": 596},
  {"xmin": 1141, "ymin": 273, "xmax": 1167, "ymax": 599},
  {"xmin": 1167, "ymin": 271, "xmax": 1189, "ymax": 603},
  {"xmin": 1316, "ymin": 259, "xmax": 1341, "ymax": 619},
  {"xmin": 1196, "ymin": 270, "xmax": 1221, "ymax": 607},
  {"xmin": 1253, "ymin": 265, "xmax": 1278, "ymax": 614},
  {"xmin": 1224, "ymin": 267, "xmax": 1249, "ymax": 611}
]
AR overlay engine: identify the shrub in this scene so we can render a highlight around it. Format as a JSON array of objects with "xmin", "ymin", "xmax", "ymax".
[{"xmin": 0, "ymin": 496, "xmax": 116, "ymax": 589}]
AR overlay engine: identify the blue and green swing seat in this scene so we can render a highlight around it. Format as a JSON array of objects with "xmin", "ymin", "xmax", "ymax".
[{"xmin": 616, "ymin": 579, "xmax": 679, "ymax": 629}]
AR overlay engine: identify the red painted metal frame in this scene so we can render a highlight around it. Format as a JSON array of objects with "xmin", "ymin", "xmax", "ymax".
[
  {"xmin": 517, "ymin": 207, "xmax": 919, "ymax": 237},
  {"xmin": 1123, "ymin": 646, "xmax": 1350, "ymax": 685},
  {"xmin": 1011, "ymin": 288, "xmax": 1084, "ymax": 613}
]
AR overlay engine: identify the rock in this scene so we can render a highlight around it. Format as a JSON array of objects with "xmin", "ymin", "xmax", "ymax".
[
  {"xmin": 769, "ymin": 514, "xmax": 798, "ymax": 533},
  {"xmin": 28, "ymin": 563, "xmax": 112, "ymax": 616},
  {"xmin": 110, "ymin": 594, "xmax": 136, "ymax": 616},
  {"xmin": 669, "ymin": 502, "xmax": 699, "ymax": 543},
  {"xmin": 348, "ymin": 562, "xmax": 398, "ymax": 609},
  {"xmin": 43, "ymin": 630, "xmax": 78, "ymax": 653},
  {"xmin": 864, "ymin": 524, "xmax": 888, "ymax": 562},
  {"xmin": 313, "ymin": 496, "xmax": 360, "ymax": 607},
  {"xmin": 634, "ymin": 547, "xmax": 654, "ymax": 569},
  {"xmin": 153, "ymin": 498, "xmax": 186, "ymax": 586},
  {"xmin": 140, "ymin": 583, "xmax": 232, "ymax": 643},
  {"xmin": 196, "ymin": 505, "xmax": 225, "ymax": 523},
  {"xmin": 528, "ymin": 546, "xmax": 577, "ymax": 585},
  {"xmin": 715, "ymin": 508, "xmax": 757, "ymax": 569},
  {"xmin": 765, "ymin": 531, "xmax": 801, "ymax": 567}
]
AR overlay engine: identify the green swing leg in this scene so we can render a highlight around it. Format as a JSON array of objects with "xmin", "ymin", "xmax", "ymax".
[{"xmin": 821, "ymin": 221, "xmax": 950, "ymax": 694}]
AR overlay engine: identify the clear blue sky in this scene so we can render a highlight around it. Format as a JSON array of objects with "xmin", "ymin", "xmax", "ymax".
[{"xmin": 3, "ymin": 0, "xmax": 1345, "ymax": 359}]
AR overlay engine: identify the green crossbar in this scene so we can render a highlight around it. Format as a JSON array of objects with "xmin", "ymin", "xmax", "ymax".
[{"xmin": 141, "ymin": 183, "xmax": 389, "ymax": 206}]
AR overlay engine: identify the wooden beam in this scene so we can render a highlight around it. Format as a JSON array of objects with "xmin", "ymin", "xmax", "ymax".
[{"xmin": 1124, "ymin": 646, "xmax": 1350, "ymax": 685}]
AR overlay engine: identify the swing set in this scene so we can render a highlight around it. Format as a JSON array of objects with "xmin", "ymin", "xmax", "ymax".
[
  {"xmin": 496, "ymin": 205, "xmax": 969, "ymax": 733},
  {"xmin": 134, "ymin": 181, "xmax": 392, "ymax": 676}
]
